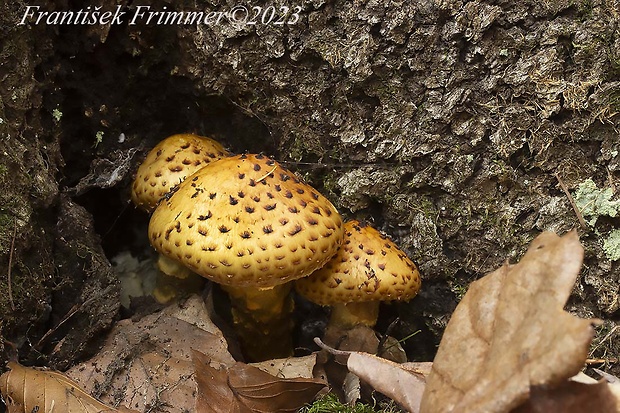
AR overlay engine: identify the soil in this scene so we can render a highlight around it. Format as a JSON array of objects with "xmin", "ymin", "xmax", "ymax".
[{"xmin": 1, "ymin": 0, "xmax": 620, "ymax": 405}]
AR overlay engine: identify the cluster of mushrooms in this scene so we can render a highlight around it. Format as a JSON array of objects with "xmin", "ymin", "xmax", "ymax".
[{"xmin": 131, "ymin": 134, "xmax": 422, "ymax": 360}]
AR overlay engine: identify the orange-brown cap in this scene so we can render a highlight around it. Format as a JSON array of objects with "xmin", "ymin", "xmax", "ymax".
[
  {"xmin": 295, "ymin": 220, "xmax": 421, "ymax": 305},
  {"xmin": 131, "ymin": 134, "xmax": 229, "ymax": 212},
  {"xmin": 148, "ymin": 154, "xmax": 344, "ymax": 288}
]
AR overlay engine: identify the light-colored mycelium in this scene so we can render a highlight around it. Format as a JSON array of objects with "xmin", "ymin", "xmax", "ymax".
[
  {"xmin": 131, "ymin": 133, "xmax": 229, "ymax": 213},
  {"xmin": 130, "ymin": 134, "xmax": 229, "ymax": 303},
  {"xmin": 148, "ymin": 153, "xmax": 344, "ymax": 360},
  {"xmin": 295, "ymin": 220, "xmax": 421, "ymax": 329}
]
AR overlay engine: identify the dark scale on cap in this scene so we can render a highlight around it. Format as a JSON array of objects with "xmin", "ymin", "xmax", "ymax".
[
  {"xmin": 280, "ymin": 173, "xmax": 290, "ymax": 181},
  {"xmin": 198, "ymin": 211, "xmax": 212, "ymax": 220},
  {"xmin": 263, "ymin": 225, "xmax": 273, "ymax": 234},
  {"xmin": 280, "ymin": 218, "xmax": 289, "ymax": 226},
  {"xmin": 233, "ymin": 217, "xmax": 240, "ymax": 223},
  {"xmin": 289, "ymin": 207, "xmax": 299, "ymax": 213},
  {"xmin": 198, "ymin": 228, "xmax": 207, "ymax": 236},
  {"xmin": 311, "ymin": 192, "xmax": 320, "ymax": 200},
  {"xmin": 240, "ymin": 231, "xmax": 252, "ymax": 239},
  {"xmin": 182, "ymin": 159, "xmax": 192, "ymax": 165},
  {"xmin": 169, "ymin": 165, "xmax": 183, "ymax": 172},
  {"xmin": 238, "ymin": 191, "xmax": 245, "ymax": 198},
  {"xmin": 299, "ymin": 199, "xmax": 307, "ymax": 208},
  {"xmin": 252, "ymin": 196, "xmax": 260, "ymax": 202},
  {"xmin": 296, "ymin": 188, "xmax": 305, "ymax": 194},
  {"xmin": 274, "ymin": 184, "xmax": 281, "ymax": 191},
  {"xmin": 249, "ymin": 179, "xmax": 256, "ymax": 187},
  {"xmin": 166, "ymin": 155, "xmax": 176, "ymax": 162},
  {"xmin": 267, "ymin": 192, "xmax": 274, "ymax": 199},
  {"xmin": 289, "ymin": 225, "xmax": 303, "ymax": 236},
  {"xmin": 245, "ymin": 206, "xmax": 255, "ymax": 213},
  {"xmin": 284, "ymin": 190, "xmax": 293, "ymax": 199},
  {"xmin": 229, "ymin": 196, "xmax": 238, "ymax": 205},
  {"xmin": 254, "ymin": 164, "xmax": 261, "ymax": 171},
  {"xmin": 192, "ymin": 176, "xmax": 199, "ymax": 182},
  {"xmin": 180, "ymin": 142, "xmax": 191, "ymax": 149},
  {"xmin": 264, "ymin": 203, "xmax": 277, "ymax": 211},
  {"xmin": 209, "ymin": 192, "xmax": 217, "ymax": 199},
  {"xmin": 256, "ymin": 154, "xmax": 265, "ymax": 159},
  {"xmin": 238, "ymin": 173, "xmax": 246, "ymax": 179},
  {"xmin": 219, "ymin": 225, "xmax": 230, "ymax": 233}
]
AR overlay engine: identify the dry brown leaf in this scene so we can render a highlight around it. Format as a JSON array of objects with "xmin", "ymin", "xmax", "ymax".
[
  {"xmin": 420, "ymin": 231, "xmax": 599, "ymax": 413},
  {"xmin": 250, "ymin": 354, "xmax": 318, "ymax": 379},
  {"xmin": 512, "ymin": 380, "xmax": 619, "ymax": 412},
  {"xmin": 193, "ymin": 349, "xmax": 326, "ymax": 413},
  {"xmin": 347, "ymin": 353, "xmax": 427, "ymax": 412},
  {"xmin": 316, "ymin": 338, "xmax": 428, "ymax": 413},
  {"xmin": 68, "ymin": 295, "xmax": 235, "ymax": 413},
  {"xmin": 0, "ymin": 362, "xmax": 138, "ymax": 413}
]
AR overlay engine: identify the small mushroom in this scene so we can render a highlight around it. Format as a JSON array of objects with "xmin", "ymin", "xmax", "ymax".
[
  {"xmin": 148, "ymin": 153, "xmax": 344, "ymax": 360},
  {"xmin": 295, "ymin": 220, "xmax": 421, "ymax": 329},
  {"xmin": 131, "ymin": 133, "xmax": 229, "ymax": 213},
  {"xmin": 131, "ymin": 134, "xmax": 229, "ymax": 303}
]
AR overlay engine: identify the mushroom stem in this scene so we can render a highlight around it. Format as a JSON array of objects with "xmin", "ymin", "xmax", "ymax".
[
  {"xmin": 153, "ymin": 255, "xmax": 205, "ymax": 304},
  {"xmin": 221, "ymin": 283, "xmax": 294, "ymax": 361},
  {"xmin": 330, "ymin": 301, "xmax": 381, "ymax": 329}
]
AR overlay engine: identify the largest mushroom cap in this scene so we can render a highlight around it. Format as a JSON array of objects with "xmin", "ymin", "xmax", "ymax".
[
  {"xmin": 148, "ymin": 154, "xmax": 344, "ymax": 288},
  {"xmin": 131, "ymin": 134, "xmax": 229, "ymax": 212},
  {"xmin": 295, "ymin": 220, "xmax": 421, "ymax": 305}
]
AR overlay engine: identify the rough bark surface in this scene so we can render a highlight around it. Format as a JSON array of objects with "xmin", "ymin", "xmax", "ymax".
[{"xmin": 1, "ymin": 0, "xmax": 619, "ymax": 372}]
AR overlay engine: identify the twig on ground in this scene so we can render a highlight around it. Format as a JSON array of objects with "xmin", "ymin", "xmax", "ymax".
[
  {"xmin": 7, "ymin": 218, "xmax": 17, "ymax": 311},
  {"xmin": 586, "ymin": 358, "xmax": 619, "ymax": 365},
  {"xmin": 555, "ymin": 172, "xmax": 587, "ymax": 229}
]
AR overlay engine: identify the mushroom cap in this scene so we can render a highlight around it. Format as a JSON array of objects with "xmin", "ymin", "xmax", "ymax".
[
  {"xmin": 131, "ymin": 134, "xmax": 229, "ymax": 212},
  {"xmin": 148, "ymin": 154, "xmax": 344, "ymax": 288},
  {"xmin": 295, "ymin": 220, "xmax": 421, "ymax": 305}
]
